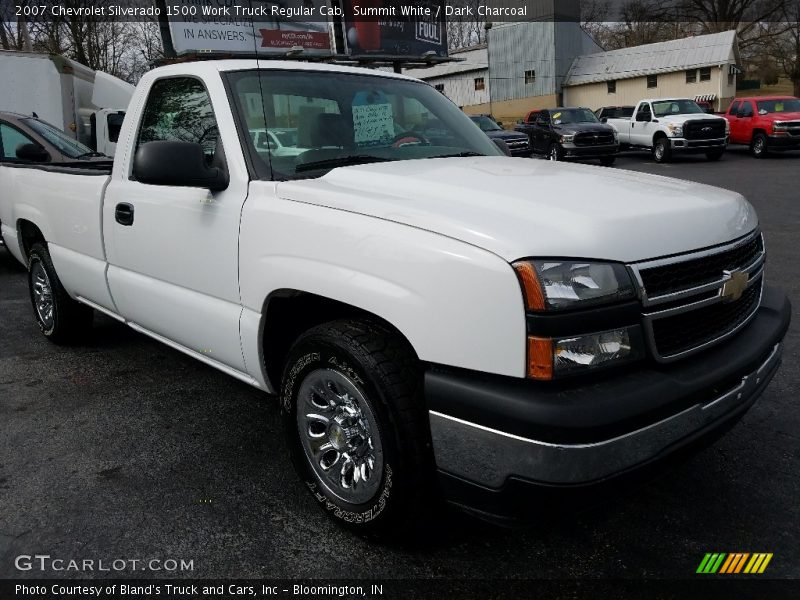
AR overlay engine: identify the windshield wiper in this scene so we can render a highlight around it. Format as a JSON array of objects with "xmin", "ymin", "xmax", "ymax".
[
  {"xmin": 294, "ymin": 155, "xmax": 390, "ymax": 173},
  {"xmin": 431, "ymin": 151, "xmax": 486, "ymax": 159},
  {"xmin": 75, "ymin": 151, "xmax": 107, "ymax": 159}
]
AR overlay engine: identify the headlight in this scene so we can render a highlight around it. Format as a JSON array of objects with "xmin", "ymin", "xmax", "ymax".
[
  {"xmin": 773, "ymin": 121, "xmax": 787, "ymax": 130},
  {"xmin": 527, "ymin": 326, "xmax": 644, "ymax": 379},
  {"xmin": 513, "ymin": 260, "xmax": 635, "ymax": 311},
  {"xmin": 560, "ymin": 134, "xmax": 575, "ymax": 143},
  {"xmin": 666, "ymin": 123, "xmax": 683, "ymax": 137},
  {"xmin": 612, "ymin": 130, "xmax": 619, "ymax": 142}
]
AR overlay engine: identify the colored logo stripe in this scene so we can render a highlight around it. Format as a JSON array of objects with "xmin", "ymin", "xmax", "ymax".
[{"xmin": 697, "ymin": 553, "xmax": 773, "ymax": 574}]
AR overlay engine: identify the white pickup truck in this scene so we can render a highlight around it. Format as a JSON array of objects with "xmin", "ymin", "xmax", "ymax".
[
  {"xmin": 0, "ymin": 60, "xmax": 790, "ymax": 535},
  {"xmin": 605, "ymin": 98, "xmax": 729, "ymax": 162}
]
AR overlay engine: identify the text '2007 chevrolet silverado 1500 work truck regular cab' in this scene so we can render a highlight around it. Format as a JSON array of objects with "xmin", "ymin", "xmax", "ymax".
[{"xmin": 0, "ymin": 60, "xmax": 791, "ymax": 536}]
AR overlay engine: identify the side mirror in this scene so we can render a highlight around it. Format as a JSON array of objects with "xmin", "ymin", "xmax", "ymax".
[
  {"xmin": 495, "ymin": 121, "xmax": 503, "ymax": 127},
  {"xmin": 600, "ymin": 117, "xmax": 608, "ymax": 123},
  {"xmin": 16, "ymin": 143, "xmax": 49, "ymax": 162},
  {"xmin": 133, "ymin": 141, "xmax": 228, "ymax": 191},
  {"xmin": 493, "ymin": 138, "xmax": 512, "ymax": 156}
]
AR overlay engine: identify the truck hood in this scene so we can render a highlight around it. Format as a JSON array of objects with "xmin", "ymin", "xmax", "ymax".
[
  {"xmin": 661, "ymin": 113, "xmax": 727, "ymax": 125},
  {"xmin": 276, "ymin": 157, "xmax": 757, "ymax": 263}
]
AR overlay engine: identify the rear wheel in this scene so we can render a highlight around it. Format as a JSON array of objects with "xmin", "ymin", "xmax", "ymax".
[
  {"xmin": 27, "ymin": 243, "xmax": 93, "ymax": 344},
  {"xmin": 706, "ymin": 150, "xmax": 724, "ymax": 161},
  {"xmin": 600, "ymin": 156, "xmax": 616, "ymax": 166},
  {"xmin": 653, "ymin": 137, "xmax": 671, "ymax": 163},
  {"xmin": 548, "ymin": 143, "xmax": 564, "ymax": 162},
  {"xmin": 751, "ymin": 133, "xmax": 768, "ymax": 158},
  {"xmin": 281, "ymin": 319, "xmax": 434, "ymax": 538}
]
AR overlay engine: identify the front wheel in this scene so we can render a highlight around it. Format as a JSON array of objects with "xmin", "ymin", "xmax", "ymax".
[
  {"xmin": 27, "ymin": 243, "xmax": 93, "ymax": 344},
  {"xmin": 751, "ymin": 133, "xmax": 769, "ymax": 158},
  {"xmin": 281, "ymin": 319, "xmax": 434, "ymax": 538},
  {"xmin": 652, "ymin": 137, "xmax": 671, "ymax": 163},
  {"xmin": 706, "ymin": 150, "xmax": 724, "ymax": 161},
  {"xmin": 600, "ymin": 156, "xmax": 616, "ymax": 166},
  {"xmin": 548, "ymin": 143, "xmax": 564, "ymax": 161}
]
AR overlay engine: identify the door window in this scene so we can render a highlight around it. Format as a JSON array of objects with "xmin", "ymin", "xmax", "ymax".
[
  {"xmin": 0, "ymin": 123, "xmax": 37, "ymax": 160},
  {"xmin": 738, "ymin": 102, "xmax": 754, "ymax": 118},
  {"xmin": 136, "ymin": 77, "xmax": 220, "ymax": 164},
  {"xmin": 637, "ymin": 104, "xmax": 652, "ymax": 121},
  {"xmin": 729, "ymin": 101, "xmax": 741, "ymax": 115}
]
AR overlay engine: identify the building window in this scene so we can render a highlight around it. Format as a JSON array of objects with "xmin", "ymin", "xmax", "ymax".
[
  {"xmin": 686, "ymin": 69, "xmax": 697, "ymax": 83},
  {"xmin": 434, "ymin": 84, "xmax": 444, "ymax": 93},
  {"xmin": 524, "ymin": 70, "xmax": 536, "ymax": 84},
  {"xmin": 728, "ymin": 72, "xmax": 734, "ymax": 86},
  {"xmin": 474, "ymin": 77, "xmax": 485, "ymax": 91},
  {"xmin": 607, "ymin": 80, "xmax": 616, "ymax": 93},
  {"xmin": 647, "ymin": 74, "xmax": 658, "ymax": 88},
  {"xmin": 699, "ymin": 67, "xmax": 711, "ymax": 81}
]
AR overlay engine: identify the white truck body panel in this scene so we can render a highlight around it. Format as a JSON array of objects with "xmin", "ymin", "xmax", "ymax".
[{"xmin": 277, "ymin": 157, "xmax": 757, "ymax": 263}]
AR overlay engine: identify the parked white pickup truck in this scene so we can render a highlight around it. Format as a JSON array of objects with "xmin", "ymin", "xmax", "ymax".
[
  {"xmin": 605, "ymin": 98, "xmax": 729, "ymax": 162},
  {"xmin": 0, "ymin": 60, "xmax": 790, "ymax": 535}
]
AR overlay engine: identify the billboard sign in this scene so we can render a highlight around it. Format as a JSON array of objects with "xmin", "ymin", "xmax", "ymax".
[
  {"xmin": 340, "ymin": 0, "xmax": 448, "ymax": 58},
  {"xmin": 167, "ymin": 0, "xmax": 332, "ymax": 56}
]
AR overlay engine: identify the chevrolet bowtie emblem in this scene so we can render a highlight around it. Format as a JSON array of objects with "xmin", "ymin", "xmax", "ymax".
[{"xmin": 721, "ymin": 270, "xmax": 749, "ymax": 302}]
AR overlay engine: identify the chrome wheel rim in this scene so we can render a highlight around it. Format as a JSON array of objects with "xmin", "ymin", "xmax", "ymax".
[
  {"xmin": 754, "ymin": 137, "xmax": 765, "ymax": 154},
  {"xmin": 549, "ymin": 147, "xmax": 558, "ymax": 161},
  {"xmin": 296, "ymin": 368, "xmax": 383, "ymax": 505},
  {"xmin": 31, "ymin": 261, "xmax": 54, "ymax": 329}
]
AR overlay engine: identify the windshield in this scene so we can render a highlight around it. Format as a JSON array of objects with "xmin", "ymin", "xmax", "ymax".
[
  {"xmin": 551, "ymin": 108, "xmax": 599, "ymax": 125},
  {"xmin": 226, "ymin": 70, "xmax": 501, "ymax": 180},
  {"xmin": 21, "ymin": 118, "xmax": 94, "ymax": 158},
  {"xmin": 757, "ymin": 98, "xmax": 800, "ymax": 114},
  {"xmin": 652, "ymin": 100, "xmax": 704, "ymax": 117},
  {"xmin": 470, "ymin": 116, "xmax": 502, "ymax": 132}
]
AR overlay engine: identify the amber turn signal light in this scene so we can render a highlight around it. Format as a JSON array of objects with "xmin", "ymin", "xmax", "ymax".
[
  {"xmin": 513, "ymin": 262, "xmax": 546, "ymax": 311},
  {"xmin": 527, "ymin": 336, "xmax": 554, "ymax": 380}
]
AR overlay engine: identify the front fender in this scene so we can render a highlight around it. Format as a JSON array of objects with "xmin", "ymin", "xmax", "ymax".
[{"xmin": 239, "ymin": 189, "xmax": 527, "ymax": 384}]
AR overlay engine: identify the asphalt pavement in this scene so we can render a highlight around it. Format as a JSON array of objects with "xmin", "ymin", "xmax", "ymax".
[{"xmin": 0, "ymin": 147, "xmax": 798, "ymax": 584}]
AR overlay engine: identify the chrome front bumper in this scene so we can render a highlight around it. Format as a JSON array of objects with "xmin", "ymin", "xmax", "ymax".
[{"xmin": 430, "ymin": 343, "xmax": 782, "ymax": 488}]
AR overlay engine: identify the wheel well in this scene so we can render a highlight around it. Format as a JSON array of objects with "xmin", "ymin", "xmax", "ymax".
[
  {"xmin": 261, "ymin": 291, "xmax": 416, "ymax": 391},
  {"xmin": 17, "ymin": 220, "xmax": 45, "ymax": 261},
  {"xmin": 653, "ymin": 131, "xmax": 668, "ymax": 143},
  {"xmin": 752, "ymin": 128, "xmax": 767, "ymax": 137}
]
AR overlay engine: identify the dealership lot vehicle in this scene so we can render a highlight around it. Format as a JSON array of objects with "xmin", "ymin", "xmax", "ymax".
[
  {"xmin": 724, "ymin": 96, "xmax": 800, "ymax": 158},
  {"xmin": 0, "ymin": 111, "xmax": 112, "ymax": 164},
  {"xmin": 0, "ymin": 50, "xmax": 132, "ymax": 157},
  {"xmin": 515, "ymin": 107, "xmax": 619, "ymax": 164},
  {"xmin": 0, "ymin": 60, "xmax": 791, "ymax": 537},
  {"xmin": 607, "ymin": 98, "xmax": 728, "ymax": 162},
  {"xmin": 469, "ymin": 114, "xmax": 532, "ymax": 157}
]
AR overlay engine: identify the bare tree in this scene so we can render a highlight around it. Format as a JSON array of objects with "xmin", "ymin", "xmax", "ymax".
[
  {"xmin": 764, "ymin": 1, "xmax": 800, "ymax": 95},
  {"xmin": 445, "ymin": 0, "xmax": 487, "ymax": 50}
]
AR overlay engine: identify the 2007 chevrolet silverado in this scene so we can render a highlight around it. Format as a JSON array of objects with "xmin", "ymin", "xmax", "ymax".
[{"xmin": 0, "ymin": 60, "xmax": 791, "ymax": 536}]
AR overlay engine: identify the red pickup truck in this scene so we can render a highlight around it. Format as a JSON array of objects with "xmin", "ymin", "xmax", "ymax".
[{"xmin": 724, "ymin": 96, "xmax": 800, "ymax": 157}]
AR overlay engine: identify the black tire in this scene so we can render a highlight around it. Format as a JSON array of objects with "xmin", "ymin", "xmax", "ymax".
[
  {"xmin": 281, "ymin": 318, "xmax": 434, "ymax": 538},
  {"xmin": 652, "ymin": 137, "xmax": 671, "ymax": 163},
  {"xmin": 599, "ymin": 156, "xmax": 616, "ymax": 166},
  {"xmin": 706, "ymin": 150, "xmax": 724, "ymax": 161},
  {"xmin": 27, "ymin": 243, "xmax": 93, "ymax": 344},
  {"xmin": 548, "ymin": 143, "xmax": 564, "ymax": 162},
  {"xmin": 751, "ymin": 132, "xmax": 769, "ymax": 158}
]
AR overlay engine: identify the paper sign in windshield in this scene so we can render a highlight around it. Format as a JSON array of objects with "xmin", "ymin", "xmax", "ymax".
[{"xmin": 353, "ymin": 103, "xmax": 395, "ymax": 146}]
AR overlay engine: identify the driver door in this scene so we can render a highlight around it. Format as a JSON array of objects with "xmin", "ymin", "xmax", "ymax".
[
  {"xmin": 103, "ymin": 76, "xmax": 249, "ymax": 372},
  {"xmin": 631, "ymin": 102, "xmax": 654, "ymax": 146}
]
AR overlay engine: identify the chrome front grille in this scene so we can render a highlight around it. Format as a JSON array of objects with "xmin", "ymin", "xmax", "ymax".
[{"xmin": 629, "ymin": 232, "xmax": 765, "ymax": 362}]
